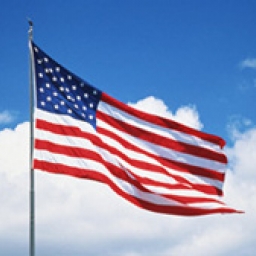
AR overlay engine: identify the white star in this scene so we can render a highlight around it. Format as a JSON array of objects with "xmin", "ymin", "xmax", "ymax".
[
  {"xmin": 56, "ymin": 67, "xmax": 60, "ymax": 72},
  {"xmin": 37, "ymin": 59, "xmax": 43, "ymax": 64},
  {"xmin": 46, "ymin": 83, "xmax": 50, "ymax": 88},
  {"xmin": 46, "ymin": 96, "xmax": 51, "ymax": 101},
  {"xmin": 38, "ymin": 73, "xmax": 43, "ymax": 78},
  {"xmin": 67, "ymin": 109, "xmax": 72, "ymax": 114},
  {"xmin": 39, "ymin": 88, "xmax": 44, "ymax": 93},
  {"xmin": 60, "ymin": 101, "xmax": 65, "ymax": 105},
  {"xmin": 67, "ymin": 95, "xmax": 75, "ymax": 102},
  {"xmin": 89, "ymin": 115, "xmax": 93, "ymax": 120},
  {"xmin": 52, "ymin": 77, "xmax": 57, "ymax": 82},
  {"xmin": 72, "ymin": 85, "xmax": 77, "ymax": 90},
  {"xmin": 60, "ymin": 87, "xmax": 64, "ymax": 91},
  {"xmin": 84, "ymin": 93, "xmax": 89, "ymax": 98},
  {"xmin": 44, "ymin": 57, "xmax": 49, "ymax": 63},
  {"xmin": 93, "ymin": 90, "xmax": 97, "ymax": 95},
  {"xmin": 60, "ymin": 77, "xmax": 65, "ymax": 83},
  {"xmin": 53, "ymin": 92, "xmax": 58, "ymax": 96},
  {"xmin": 41, "ymin": 101, "xmax": 45, "ymax": 106},
  {"xmin": 77, "ymin": 96, "xmax": 81, "ymax": 101},
  {"xmin": 67, "ymin": 75, "xmax": 72, "ymax": 80},
  {"xmin": 54, "ymin": 105, "xmax": 59, "ymax": 109},
  {"xmin": 34, "ymin": 47, "xmax": 38, "ymax": 52},
  {"xmin": 89, "ymin": 103, "xmax": 94, "ymax": 108}
]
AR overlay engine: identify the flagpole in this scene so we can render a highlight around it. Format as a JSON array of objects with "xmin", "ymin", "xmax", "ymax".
[{"xmin": 28, "ymin": 19, "xmax": 35, "ymax": 256}]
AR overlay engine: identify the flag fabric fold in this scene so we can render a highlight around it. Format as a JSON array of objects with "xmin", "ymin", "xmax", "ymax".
[{"xmin": 31, "ymin": 41, "xmax": 240, "ymax": 216}]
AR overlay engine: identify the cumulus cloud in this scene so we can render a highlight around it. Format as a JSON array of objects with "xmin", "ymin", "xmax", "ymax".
[
  {"xmin": 0, "ymin": 100, "xmax": 255, "ymax": 256},
  {"xmin": 240, "ymin": 58, "xmax": 256, "ymax": 70}
]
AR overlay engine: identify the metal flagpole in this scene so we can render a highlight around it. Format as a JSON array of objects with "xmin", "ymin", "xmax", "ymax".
[{"xmin": 28, "ymin": 19, "xmax": 35, "ymax": 256}]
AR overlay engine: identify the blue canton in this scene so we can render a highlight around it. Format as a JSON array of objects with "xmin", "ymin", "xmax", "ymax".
[{"xmin": 32, "ymin": 42, "xmax": 102, "ymax": 129}]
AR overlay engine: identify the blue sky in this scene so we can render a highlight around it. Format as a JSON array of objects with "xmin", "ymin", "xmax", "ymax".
[
  {"xmin": 1, "ymin": 0, "xmax": 255, "ymax": 140},
  {"xmin": 0, "ymin": 1, "xmax": 256, "ymax": 256}
]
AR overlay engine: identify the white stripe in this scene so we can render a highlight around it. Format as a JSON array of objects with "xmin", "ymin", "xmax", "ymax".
[
  {"xmin": 34, "ymin": 148, "xmax": 225, "ymax": 209},
  {"xmin": 35, "ymin": 119, "xmax": 223, "ymax": 191},
  {"xmin": 35, "ymin": 127, "xmax": 222, "ymax": 190},
  {"xmin": 34, "ymin": 149, "xmax": 184, "ymax": 207},
  {"xmin": 99, "ymin": 101, "xmax": 223, "ymax": 152},
  {"xmin": 35, "ymin": 128, "xmax": 179, "ymax": 187},
  {"xmin": 98, "ymin": 132, "xmax": 223, "ymax": 190},
  {"xmin": 98, "ymin": 118, "xmax": 226, "ymax": 173},
  {"xmin": 35, "ymin": 108, "xmax": 95, "ymax": 133},
  {"xmin": 145, "ymin": 185, "xmax": 220, "ymax": 198},
  {"xmin": 187, "ymin": 202, "xmax": 228, "ymax": 209}
]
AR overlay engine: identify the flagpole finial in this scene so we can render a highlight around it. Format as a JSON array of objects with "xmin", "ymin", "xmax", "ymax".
[{"xmin": 27, "ymin": 18, "xmax": 33, "ymax": 41}]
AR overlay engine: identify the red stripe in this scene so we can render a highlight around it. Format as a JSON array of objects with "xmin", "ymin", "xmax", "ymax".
[
  {"xmin": 128, "ymin": 172, "xmax": 222, "ymax": 196},
  {"xmin": 97, "ymin": 125, "xmax": 225, "ymax": 182},
  {"xmin": 163, "ymin": 194, "xmax": 225, "ymax": 205},
  {"xmin": 35, "ymin": 139, "xmax": 148, "ymax": 192},
  {"xmin": 97, "ymin": 110, "xmax": 227, "ymax": 164},
  {"xmin": 37, "ymin": 117, "xmax": 224, "ymax": 184},
  {"xmin": 35, "ymin": 120, "xmax": 223, "ymax": 195},
  {"xmin": 35, "ymin": 138, "xmax": 222, "ymax": 196},
  {"xmin": 101, "ymin": 92, "xmax": 226, "ymax": 148},
  {"xmin": 36, "ymin": 138, "xmax": 188, "ymax": 195},
  {"xmin": 36, "ymin": 119, "xmax": 86, "ymax": 138},
  {"xmin": 34, "ymin": 160, "xmax": 239, "ymax": 216},
  {"xmin": 96, "ymin": 140, "xmax": 223, "ymax": 196}
]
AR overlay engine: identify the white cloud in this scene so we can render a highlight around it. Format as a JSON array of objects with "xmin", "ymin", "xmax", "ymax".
[
  {"xmin": 0, "ymin": 122, "xmax": 29, "ymax": 254},
  {"xmin": 227, "ymin": 115, "xmax": 253, "ymax": 141},
  {"xmin": 129, "ymin": 96, "xmax": 203, "ymax": 130},
  {"xmin": 0, "ymin": 122, "xmax": 29, "ymax": 178},
  {"xmin": 0, "ymin": 110, "xmax": 15, "ymax": 124},
  {"xmin": 0, "ymin": 101, "xmax": 255, "ymax": 256},
  {"xmin": 226, "ymin": 127, "xmax": 256, "ymax": 180},
  {"xmin": 240, "ymin": 58, "xmax": 256, "ymax": 70},
  {"xmin": 174, "ymin": 105, "xmax": 203, "ymax": 130},
  {"xmin": 223, "ymin": 127, "xmax": 256, "ymax": 255}
]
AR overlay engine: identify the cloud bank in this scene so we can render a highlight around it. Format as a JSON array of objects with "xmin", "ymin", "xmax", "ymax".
[{"xmin": 0, "ymin": 97, "xmax": 255, "ymax": 256}]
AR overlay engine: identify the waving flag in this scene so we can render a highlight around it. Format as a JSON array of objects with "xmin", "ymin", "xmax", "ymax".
[{"xmin": 31, "ymin": 41, "xmax": 240, "ymax": 216}]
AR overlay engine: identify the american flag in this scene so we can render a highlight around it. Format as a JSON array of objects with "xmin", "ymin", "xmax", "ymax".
[{"xmin": 31, "ymin": 41, "xmax": 239, "ymax": 216}]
